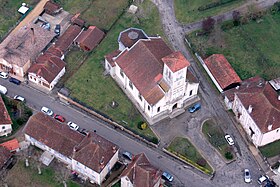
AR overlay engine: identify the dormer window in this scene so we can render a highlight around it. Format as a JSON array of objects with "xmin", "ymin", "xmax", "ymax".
[
  {"xmin": 120, "ymin": 70, "xmax": 124, "ymax": 78},
  {"xmin": 129, "ymin": 81, "xmax": 133, "ymax": 90}
]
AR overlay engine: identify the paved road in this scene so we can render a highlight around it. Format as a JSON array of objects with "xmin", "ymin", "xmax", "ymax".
[{"xmin": 0, "ymin": 79, "xmax": 215, "ymax": 187}]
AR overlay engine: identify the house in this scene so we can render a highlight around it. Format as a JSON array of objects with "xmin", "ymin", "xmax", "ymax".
[
  {"xmin": 0, "ymin": 23, "xmax": 56, "ymax": 80},
  {"xmin": 0, "ymin": 146, "xmax": 12, "ymax": 171},
  {"xmin": 71, "ymin": 13, "xmax": 85, "ymax": 27},
  {"xmin": 105, "ymin": 28, "xmax": 199, "ymax": 124},
  {"xmin": 204, "ymin": 54, "xmax": 241, "ymax": 92},
  {"xmin": 75, "ymin": 26, "xmax": 105, "ymax": 51},
  {"xmin": 223, "ymin": 76, "xmax": 280, "ymax": 147},
  {"xmin": 0, "ymin": 139, "xmax": 20, "ymax": 153},
  {"xmin": 28, "ymin": 53, "xmax": 66, "ymax": 90},
  {"xmin": 54, "ymin": 24, "xmax": 82, "ymax": 55},
  {"xmin": 43, "ymin": 1, "xmax": 62, "ymax": 16},
  {"xmin": 24, "ymin": 113, "xmax": 119, "ymax": 185},
  {"xmin": 0, "ymin": 96, "xmax": 12, "ymax": 137},
  {"xmin": 120, "ymin": 153, "xmax": 162, "ymax": 187}
]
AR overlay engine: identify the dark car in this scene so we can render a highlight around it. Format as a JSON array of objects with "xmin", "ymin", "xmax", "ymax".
[
  {"xmin": 54, "ymin": 114, "xmax": 65, "ymax": 122},
  {"xmin": 54, "ymin": 24, "xmax": 60, "ymax": 35},
  {"xmin": 122, "ymin": 151, "xmax": 133, "ymax": 161},
  {"xmin": 77, "ymin": 128, "xmax": 89, "ymax": 136},
  {"xmin": 162, "ymin": 171, "xmax": 174, "ymax": 182},
  {"xmin": 188, "ymin": 103, "xmax": 201, "ymax": 113},
  {"xmin": 9, "ymin": 77, "xmax": 21, "ymax": 85}
]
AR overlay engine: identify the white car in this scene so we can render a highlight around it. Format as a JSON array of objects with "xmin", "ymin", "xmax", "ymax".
[
  {"xmin": 0, "ymin": 72, "xmax": 8, "ymax": 79},
  {"xmin": 67, "ymin": 121, "xmax": 79, "ymax": 131},
  {"xmin": 225, "ymin": 134, "xmax": 234, "ymax": 145},
  {"xmin": 14, "ymin": 95, "xmax": 25, "ymax": 102},
  {"xmin": 244, "ymin": 169, "xmax": 251, "ymax": 183},
  {"xmin": 41, "ymin": 106, "xmax": 54, "ymax": 116}
]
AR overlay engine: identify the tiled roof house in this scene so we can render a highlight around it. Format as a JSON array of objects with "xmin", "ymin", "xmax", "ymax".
[
  {"xmin": 223, "ymin": 76, "xmax": 280, "ymax": 146},
  {"xmin": 0, "ymin": 96, "xmax": 12, "ymax": 137},
  {"xmin": 0, "ymin": 146, "xmax": 12, "ymax": 170},
  {"xmin": 24, "ymin": 113, "xmax": 119, "ymax": 185},
  {"xmin": 43, "ymin": 1, "xmax": 61, "ymax": 15},
  {"xmin": 105, "ymin": 28, "xmax": 199, "ymax": 124},
  {"xmin": 120, "ymin": 153, "xmax": 162, "ymax": 187}
]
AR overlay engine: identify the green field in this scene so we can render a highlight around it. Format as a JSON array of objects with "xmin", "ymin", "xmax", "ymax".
[
  {"xmin": 65, "ymin": 0, "xmax": 164, "ymax": 141},
  {"xmin": 54, "ymin": 0, "xmax": 129, "ymax": 30},
  {"xmin": 187, "ymin": 12, "xmax": 280, "ymax": 80},
  {"xmin": 174, "ymin": 0, "xmax": 245, "ymax": 23},
  {"xmin": 260, "ymin": 140, "xmax": 280, "ymax": 158},
  {"xmin": 0, "ymin": 0, "xmax": 39, "ymax": 41}
]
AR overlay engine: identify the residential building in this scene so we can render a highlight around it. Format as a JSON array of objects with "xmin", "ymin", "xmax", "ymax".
[
  {"xmin": 24, "ymin": 113, "xmax": 119, "ymax": 185},
  {"xmin": 224, "ymin": 76, "xmax": 280, "ymax": 147},
  {"xmin": 0, "ymin": 146, "xmax": 12, "ymax": 171},
  {"xmin": 71, "ymin": 13, "xmax": 85, "ymax": 28},
  {"xmin": 0, "ymin": 23, "xmax": 56, "ymax": 80},
  {"xmin": 120, "ymin": 153, "xmax": 162, "ymax": 187},
  {"xmin": 105, "ymin": 28, "xmax": 199, "ymax": 124},
  {"xmin": 43, "ymin": 1, "xmax": 62, "ymax": 16},
  {"xmin": 204, "ymin": 54, "xmax": 241, "ymax": 92},
  {"xmin": 28, "ymin": 53, "xmax": 66, "ymax": 90},
  {"xmin": 0, "ymin": 96, "xmax": 12, "ymax": 136},
  {"xmin": 75, "ymin": 26, "xmax": 105, "ymax": 51},
  {"xmin": 0, "ymin": 139, "xmax": 20, "ymax": 153}
]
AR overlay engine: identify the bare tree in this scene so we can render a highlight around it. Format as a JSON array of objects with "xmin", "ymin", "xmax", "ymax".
[
  {"xmin": 202, "ymin": 17, "xmax": 215, "ymax": 34},
  {"xmin": 55, "ymin": 163, "xmax": 70, "ymax": 187},
  {"xmin": 232, "ymin": 11, "xmax": 241, "ymax": 26}
]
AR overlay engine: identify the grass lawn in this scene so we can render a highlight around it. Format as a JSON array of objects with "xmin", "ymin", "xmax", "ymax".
[
  {"xmin": 6, "ymin": 159, "xmax": 80, "ymax": 187},
  {"xmin": 54, "ymin": 0, "xmax": 129, "ymax": 31},
  {"xmin": 187, "ymin": 12, "xmax": 280, "ymax": 80},
  {"xmin": 65, "ymin": 1, "xmax": 164, "ymax": 142},
  {"xmin": 259, "ymin": 140, "xmax": 280, "ymax": 158},
  {"xmin": 202, "ymin": 119, "xmax": 235, "ymax": 160},
  {"xmin": 0, "ymin": 0, "xmax": 40, "ymax": 41},
  {"xmin": 174, "ymin": 0, "xmax": 245, "ymax": 24},
  {"xmin": 167, "ymin": 137, "xmax": 213, "ymax": 174}
]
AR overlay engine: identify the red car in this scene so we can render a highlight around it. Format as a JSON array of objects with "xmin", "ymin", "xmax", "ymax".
[{"xmin": 54, "ymin": 114, "xmax": 65, "ymax": 122}]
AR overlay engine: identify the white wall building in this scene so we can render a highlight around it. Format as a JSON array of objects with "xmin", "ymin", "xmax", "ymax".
[
  {"xmin": 0, "ymin": 96, "xmax": 12, "ymax": 137},
  {"xmin": 105, "ymin": 28, "xmax": 199, "ymax": 124},
  {"xmin": 224, "ymin": 76, "xmax": 280, "ymax": 147}
]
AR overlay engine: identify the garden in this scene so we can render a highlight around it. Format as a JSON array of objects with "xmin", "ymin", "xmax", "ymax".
[
  {"xmin": 259, "ymin": 139, "xmax": 280, "ymax": 158},
  {"xmin": 167, "ymin": 137, "xmax": 213, "ymax": 175},
  {"xmin": 202, "ymin": 120, "xmax": 235, "ymax": 161}
]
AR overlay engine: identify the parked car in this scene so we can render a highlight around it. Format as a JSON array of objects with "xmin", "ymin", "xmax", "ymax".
[
  {"xmin": 67, "ymin": 121, "xmax": 79, "ymax": 131},
  {"xmin": 54, "ymin": 114, "xmax": 65, "ymax": 122},
  {"xmin": 162, "ymin": 171, "xmax": 174, "ymax": 182},
  {"xmin": 41, "ymin": 106, "xmax": 54, "ymax": 116},
  {"xmin": 54, "ymin": 24, "xmax": 60, "ymax": 35},
  {"xmin": 258, "ymin": 175, "xmax": 269, "ymax": 184},
  {"xmin": 122, "ymin": 151, "xmax": 133, "ymax": 161},
  {"xmin": 77, "ymin": 128, "xmax": 89, "ymax": 136},
  {"xmin": 0, "ymin": 85, "xmax": 7, "ymax": 95},
  {"xmin": 244, "ymin": 169, "xmax": 251, "ymax": 183},
  {"xmin": 188, "ymin": 103, "xmax": 201, "ymax": 113},
  {"xmin": 14, "ymin": 95, "xmax": 25, "ymax": 102},
  {"xmin": 9, "ymin": 77, "xmax": 21, "ymax": 85},
  {"xmin": 225, "ymin": 134, "xmax": 234, "ymax": 145},
  {"xmin": 0, "ymin": 72, "xmax": 8, "ymax": 79}
]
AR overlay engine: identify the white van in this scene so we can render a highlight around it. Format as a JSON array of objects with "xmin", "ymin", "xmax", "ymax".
[{"xmin": 0, "ymin": 85, "xmax": 7, "ymax": 95}]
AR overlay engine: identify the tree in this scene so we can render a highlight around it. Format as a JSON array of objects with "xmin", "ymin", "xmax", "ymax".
[
  {"xmin": 232, "ymin": 11, "xmax": 241, "ymax": 26},
  {"xmin": 202, "ymin": 17, "xmax": 215, "ymax": 34}
]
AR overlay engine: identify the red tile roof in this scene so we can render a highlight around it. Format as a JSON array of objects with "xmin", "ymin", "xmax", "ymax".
[
  {"xmin": 45, "ymin": 46, "xmax": 64, "ymax": 58},
  {"xmin": 0, "ymin": 96, "xmax": 12, "ymax": 125},
  {"xmin": 28, "ymin": 53, "xmax": 66, "ymax": 83},
  {"xmin": 104, "ymin": 49, "xmax": 122, "ymax": 67},
  {"xmin": 204, "ymin": 54, "xmax": 241, "ymax": 90},
  {"xmin": 73, "ymin": 132, "xmax": 119, "ymax": 173},
  {"xmin": 71, "ymin": 13, "xmax": 85, "ymax": 27},
  {"xmin": 225, "ymin": 77, "xmax": 280, "ymax": 133},
  {"xmin": 120, "ymin": 153, "xmax": 161, "ymax": 187},
  {"xmin": 0, "ymin": 146, "xmax": 12, "ymax": 169},
  {"xmin": 24, "ymin": 113, "xmax": 85, "ymax": 158},
  {"xmin": 76, "ymin": 26, "xmax": 105, "ymax": 51},
  {"xmin": 115, "ymin": 38, "xmax": 173, "ymax": 105},
  {"xmin": 119, "ymin": 28, "xmax": 148, "ymax": 48},
  {"xmin": 43, "ymin": 1, "xmax": 61, "ymax": 15},
  {"xmin": 54, "ymin": 25, "xmax": 82, "ymax": 54},
  {"xmin": 0, "ymin": 139, "xmax": 19, "ymax": 152},
  {"xmin": 162, "ymin": 51, "xmax": 190, "ymax": 72}
]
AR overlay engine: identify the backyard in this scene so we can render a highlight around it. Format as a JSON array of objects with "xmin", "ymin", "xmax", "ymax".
[
  {"xmin": 187, "ymin": 11, "xmax": 280, "ymax": 80},
  {"xmin": 0, "ymin": 0, "xmax": 40, "ymax": 41},
  {"xmin": 174, "ymin": 0, "xmax": 245, "ymax": 23},
  {"xmin": 202, "ymin": 119, "xmax": 235, "ymax": 161},
  {"xmin": 65, "ymin": 0, "xmax": 165, "ymax": 142},
  {"xmin": 167, "ymin": 137, "xmax": 213, "ymax": 174},
  {"xmin": 259, "ymin": 140, "xmax": 280, "ymax": 158}
]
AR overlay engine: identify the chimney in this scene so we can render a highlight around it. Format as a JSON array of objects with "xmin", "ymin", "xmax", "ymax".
[
  {"xmin": 278, "ymin": 94, "xmax": 280, "ymax": 101},
  {"xmin": 236, "ymin": 86, "xmax": 240, "ymax": 90},
  {"xmin": 99, "ymin": 156, "xmax": 105, "ymax": 169},
  {"xmin": 248, "ymin": 105, "xmax": 253, "ymax": 114},
  {"xmin": 268, "ymin": 124, "xmax": 273, "ymax": 131},
  {"xmin": 112, "ymin": 146, "xmax": 117, "ymax": 153},
  {"xmin": 30, "ymin": 28, "xmax": 35, "ymax": 44}
]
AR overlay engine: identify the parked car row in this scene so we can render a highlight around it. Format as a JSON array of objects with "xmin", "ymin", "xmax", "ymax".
[{"xmin": 0, "ymin": 71, "xmax": 21, "ymax": 85}]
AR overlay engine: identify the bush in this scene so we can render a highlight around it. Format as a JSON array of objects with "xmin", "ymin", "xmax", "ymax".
[
  {"xmin": 221, "ymin": 21, "xmax": 235, "ymax": 31},
  {"xmin": 140, "ymin": 122, "xmax": 147, "ymax": 130},
  {"xmin": 198, "ymin": 0, "xmax": 238, "ymax": 11},
  {"xmin": 196, "ymin": 158, "xmax": 207, "ymax": 167},
  {"xmin": 151, "ymin": 137, "xmax": 159, "ymax": 144},
  {"xmin": 225, "ymin": 152, "xmax": 233, "ymax": 160}
]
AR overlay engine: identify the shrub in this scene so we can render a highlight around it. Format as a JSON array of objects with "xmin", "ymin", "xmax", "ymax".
[
  {"xmin": 198, "ymin": 0, "xmax": 238, "ymax": 11},
  {"xmin": 202, "ymin": 17, "xmax": 215, "ymax": 34},
  {"xmin": 140, "ymin": 122, "xmax": 147, "ymax": 130},
  {"xmin": 221, "ymin": 21, "xmax": 235, "ymax": 31},
  {"xmin": 151, "ymin": 137, "xmax": 159, "ymax": 144},
  {"xmin": 196, "ymin": 158, "xmax": 207, "ymax": 167},
  {"xmin": 225, "ymin": 152, "xmax": 233, "ymax": 160}
]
